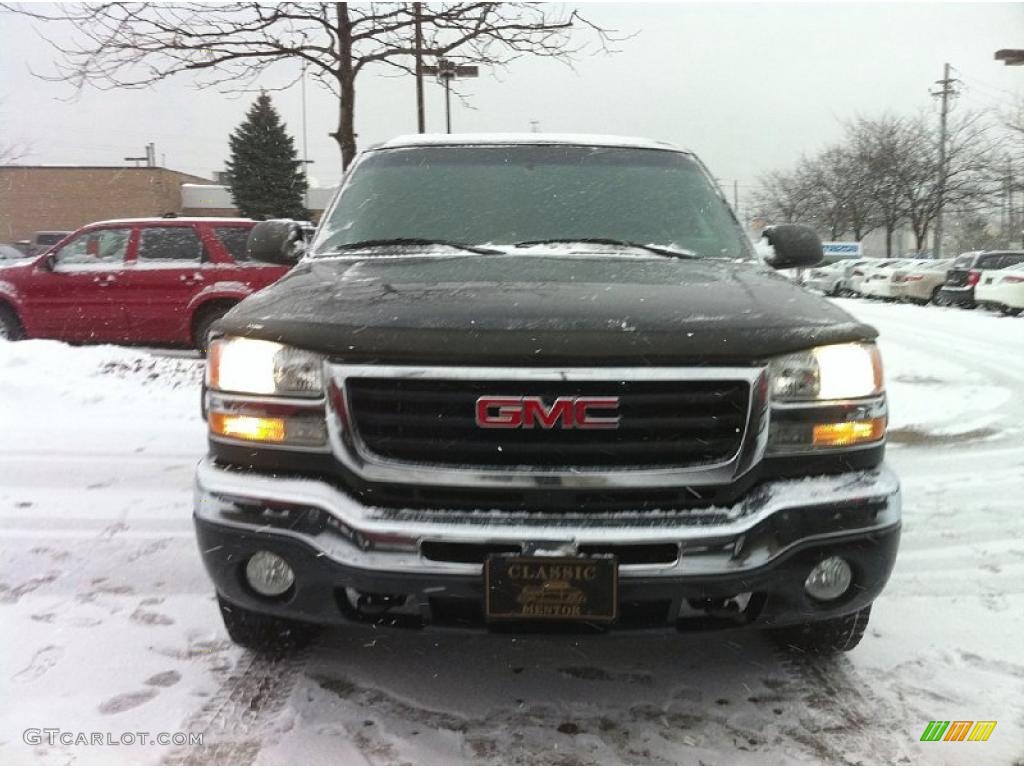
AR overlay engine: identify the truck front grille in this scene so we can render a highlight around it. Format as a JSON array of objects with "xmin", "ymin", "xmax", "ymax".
[{"xmin": 345, "ymin": 378, "xmax": 750, "ymax": 470}]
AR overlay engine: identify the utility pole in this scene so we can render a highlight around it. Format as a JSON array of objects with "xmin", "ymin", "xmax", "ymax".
[
  {"xmin": 931, "ymin": 62, "xmax": 958, "ymax": 259},
  {"xmin": 414, "ymin": 3, "xmax": 425, "ymax": 133},
  {"xmin": 1008, "ymin": 156, "xmax": 1016, "ymax": 247},
  {"xmin": 733, "ymin": 180, "xmax": 740, "ymax": 216}
]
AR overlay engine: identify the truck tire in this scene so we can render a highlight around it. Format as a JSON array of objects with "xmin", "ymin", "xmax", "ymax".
[
  {"xmin": 0, "ymin": 305, "xmax": 24, "ymax": 341},
  {"xmin": 771, "ymin": 604, "xmax": 872, "ymax": 655},
  {"xmin": 217, "ymin": 595, "xmax": 319, "ymax": 654},
  {"xmin": 192, "ymin": 304, "xmax": 234, "ymax": 356}
]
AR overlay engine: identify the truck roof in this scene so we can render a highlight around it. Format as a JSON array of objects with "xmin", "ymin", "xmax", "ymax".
[{"xmin": 375, "ymin": 133, "xmax": 688, "ymax": 153}]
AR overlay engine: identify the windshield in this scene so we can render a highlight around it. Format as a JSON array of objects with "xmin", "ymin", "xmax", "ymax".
[{"xmin": 314, "ymin": 144, "xmax": 754, "ymax": 260}]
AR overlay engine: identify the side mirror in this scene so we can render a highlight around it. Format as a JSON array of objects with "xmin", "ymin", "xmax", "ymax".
[
  {"xmin": 247, "ymin": 219, "xmax": 306, "ymax": 265},
  {"xmin": 762, "ymin": 224, "xmax": 823, "ymax": 270}
]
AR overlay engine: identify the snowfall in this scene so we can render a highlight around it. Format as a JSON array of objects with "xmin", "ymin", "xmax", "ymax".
[{"xmin": 1, "ymin": 299, "xmax": 1022, "ymax": 766}]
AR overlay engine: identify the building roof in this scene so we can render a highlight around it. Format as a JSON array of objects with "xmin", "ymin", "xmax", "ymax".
[
  {"xmin": 376, "ymin": 133, "xmax": 687, "ymax": 153},
  {"xmin": 1, "ymin": 165, "xmax": 207, "ymax": 174}
]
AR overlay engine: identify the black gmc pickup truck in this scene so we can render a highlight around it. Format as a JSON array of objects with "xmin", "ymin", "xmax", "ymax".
[{"xmin": 195, "ymin": 134, "xmax": 900, "ymax": 655}]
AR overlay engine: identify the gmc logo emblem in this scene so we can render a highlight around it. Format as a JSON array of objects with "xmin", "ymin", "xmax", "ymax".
[{"xmin": 475, "ymin": 396, "xmax": 621, "ymax": 430}]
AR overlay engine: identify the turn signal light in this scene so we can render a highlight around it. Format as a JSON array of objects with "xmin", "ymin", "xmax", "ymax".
[
  {"xmin": 209, "ymin": 413, "xmax": 287, "ymax": 443},
  {"xmin": 812, "ymin": 418, "xmax": 886, "ymax": 447}
]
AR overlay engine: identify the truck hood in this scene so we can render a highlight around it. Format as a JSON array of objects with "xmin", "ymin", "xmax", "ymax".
[{"xmin": 216, "ymin": 254, "xmax": 877, "ymax": 365}]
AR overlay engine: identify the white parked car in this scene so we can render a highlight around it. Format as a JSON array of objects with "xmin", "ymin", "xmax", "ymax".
[
  {"xmin": 802, "ymin": 262, "xmax": 847, "ymax": 295},
  {"xmin": 848, "ymin": 259, "xmax": 894, "ymax": 296},
  {"xmin": 860, "ymin": 259, "xmax": 914, "ymax": 299},
  {"xmin": 889, "ymin": 259, "xmax": 954, "ymax": 304},
  {"xmin": 974, "ymin": 264, "xmax": 1024, "ymax": 315}
]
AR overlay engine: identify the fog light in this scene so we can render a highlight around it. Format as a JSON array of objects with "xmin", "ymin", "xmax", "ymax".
[
  {"xmin": 245, "ymin": 550, "xmax": 295, "ymax": 597},
  {"xmin": 804, "ymin": 556, "xmax": 852, "ymax": 601}
]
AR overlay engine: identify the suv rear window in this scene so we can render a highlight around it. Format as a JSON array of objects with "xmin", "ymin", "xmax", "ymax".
[
  {"xmin": 977, "ymin": 254, "xmax": 1007, "ymax": 270},
  {"xmin": 214, "ymin": 227, "xmax": 255, "ymax": 262},
  {"xmin": 952, "ymin": 254, "xmax": 976, "ymax": 269},
  {"xmin": 138, "ymin": 226, "xmax": 204, "ymax": 262}
]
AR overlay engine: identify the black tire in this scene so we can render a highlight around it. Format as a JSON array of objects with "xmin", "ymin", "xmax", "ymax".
[
  {"xmin": 192, "ymin": 304, "xmax": 234, "ymax": 356},
  {"xmin": 217, "ymin": 594, "xmax": 319, "ymax": 654},
  {"xmin": 771, "ymin": 604, "xmax": 872, "ymax": 655},
  {"xmin": 1000, "ymin": 306, "xmax": 1022, "ymax": 317},
  {"xmin": 0, "ymin": 304, "xmax": 25, "ymax": 341}
]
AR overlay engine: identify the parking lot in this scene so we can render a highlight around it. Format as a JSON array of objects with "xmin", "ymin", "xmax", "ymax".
[{"xmin": 1, "ymin": 297, "xmax": 1021, "ymax": 765}]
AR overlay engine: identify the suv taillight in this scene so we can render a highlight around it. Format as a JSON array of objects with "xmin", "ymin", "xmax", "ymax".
[
  {"xmin": 967, "ymin": 270, "xmax": 981, "ymax": 286},
  {"xmin": 1003, "ymin": 275, "xmax": 1024, "ymax": 284}
]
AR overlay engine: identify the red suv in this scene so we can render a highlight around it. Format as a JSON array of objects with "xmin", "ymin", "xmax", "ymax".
[{"xmin": 0, "ymin": 217, "xmax": 291, "ymax": 349}]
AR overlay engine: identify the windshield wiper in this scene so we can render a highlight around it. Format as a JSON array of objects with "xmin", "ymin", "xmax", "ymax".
[
  {"xmin": 513, "ymin": 238, "xmax": 699, "ymax": 259},
  {"xmin": 319, "ymin": 238, "xmax": 505, "ymax": 256}
]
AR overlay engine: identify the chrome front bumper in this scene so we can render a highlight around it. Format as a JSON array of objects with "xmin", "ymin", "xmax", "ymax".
[{"xmin": 194, "ymin": 458, "xmax": 901, "ymax": 579}]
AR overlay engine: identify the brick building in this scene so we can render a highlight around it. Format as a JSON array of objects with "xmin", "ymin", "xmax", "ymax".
[
  {"xmin": 0, "ymin": 165, "xmax": 336, "ymax": 245},
  {"xmin": 0, "ymin": 165, "xmax": 213, "ymax": 244}
]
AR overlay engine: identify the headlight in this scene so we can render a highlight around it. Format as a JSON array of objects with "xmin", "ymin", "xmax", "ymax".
[
  {"xmin": 207, "ymin": 337, "xmax": 323, "ymax": 397},
  {"xmin": 768, "ymin": 343, "xmax": 883, "ymax": 401}
]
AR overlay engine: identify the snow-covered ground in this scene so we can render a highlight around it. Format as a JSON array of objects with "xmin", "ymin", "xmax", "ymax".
[{"xmin": 1, "ymin": 301, "xmax": 1022, "ymax": 765}]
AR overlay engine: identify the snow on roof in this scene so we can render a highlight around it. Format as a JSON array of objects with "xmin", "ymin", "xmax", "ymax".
[
  {"xmin": 376, "ymin": 133, "xmax": 688, "ymax": 153},
  {"xmin": 88, "ymin": 216, "xmax": 255, "ymax": 225}
]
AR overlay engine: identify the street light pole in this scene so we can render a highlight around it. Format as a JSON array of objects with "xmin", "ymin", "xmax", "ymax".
[
  {"xmin": 301, "ymin": 61, "xmax": 310, "ymax": 210},
  {"xmin": 995, "ymin": 49, "xmax": 1024, "ymax": 66},
  {"xmin": 414, "ymin": 3, "xmax": 425, "ymax": 133},
  {"xmin": 422, "ymin": 59, "xmax": 479, "ymax": 134}
]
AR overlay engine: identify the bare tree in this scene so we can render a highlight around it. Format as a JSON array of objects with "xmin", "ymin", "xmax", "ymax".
[
  {"xmin": 846, "ymin": 114, "xmax": 916, "ymax": 257},
  {"xmin": 0, "ymin": 98, "xmax": 27, "ymax": 164},
  {"xmin": 1004, "ymin": 94, "xmax": 1024, "ymax": 160},
  {"xmin": 754, "ymin": 142, "xmax": 881, "ymax": 243},
  {"xmin": 750, "ymin": 169, "xmax": 814, "ymax": 225},
  {"xmin": 894, "ymin": 111, "xmax": 998, "ymax": 253},
  {"xmin": 799, "ymin": 147, "xmax": 872, "ymax": 241},
  {"xmin": 3, "ymin": 2, "xmax": 622, "ymax": 169}
]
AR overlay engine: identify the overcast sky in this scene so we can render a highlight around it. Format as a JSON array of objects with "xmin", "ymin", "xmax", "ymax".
[{"xmin": 2, "ymin": 2, "xmax": 1022, "ymax": 210}]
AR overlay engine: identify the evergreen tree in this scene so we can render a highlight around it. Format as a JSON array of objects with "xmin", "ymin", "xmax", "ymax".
[{"xmin": 225, "ymin": 93, "xmax": 308, "ymax": 220}]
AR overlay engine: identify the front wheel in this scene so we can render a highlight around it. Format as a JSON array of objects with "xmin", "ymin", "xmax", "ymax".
[
  {"xmin": 770, "ymin": 604, "xmax": 872, "ymax": 655},
  {"xmin": 192, "ymin": 304, "xmax": 234, "ymax": 356},
  {"xmin": 0, "ymin": 305, "xmax": 25, "ymax": 341},
  {"xmin": 217, "ymin": 595, "xmax": 320, "ymax": 654},
  {"xmin": 1000, "ymin": 306, "xmax": 1023, "ymax": 317}
]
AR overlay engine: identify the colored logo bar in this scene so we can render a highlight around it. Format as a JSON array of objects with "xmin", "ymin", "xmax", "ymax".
[{"xmin": 920, "ymin": 721, "xmax": 997, "ymax": 742}]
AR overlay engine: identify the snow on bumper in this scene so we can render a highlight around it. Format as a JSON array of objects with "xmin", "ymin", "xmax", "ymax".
[{"xmin": 193, "ymin": 459, "xmax": 901, "ymax": 629}]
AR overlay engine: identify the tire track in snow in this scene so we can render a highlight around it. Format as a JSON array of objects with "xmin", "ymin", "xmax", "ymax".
[
  {"xmin": 775, "ymin": 647, "xmax": 912, "ymax": 764},
  {"xmin": 162, "ymin": 647, "xmax": 311, "ymax": 765}
]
